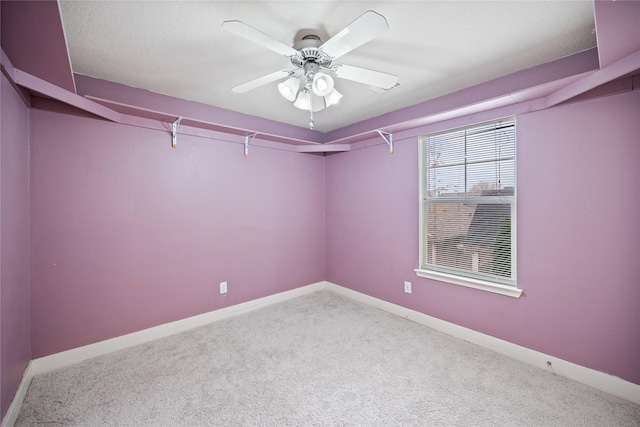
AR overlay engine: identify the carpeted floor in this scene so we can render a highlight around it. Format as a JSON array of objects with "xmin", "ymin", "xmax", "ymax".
[{"xmin": 15, "ymin": 290, "xmax": 640, "ymax": 426}]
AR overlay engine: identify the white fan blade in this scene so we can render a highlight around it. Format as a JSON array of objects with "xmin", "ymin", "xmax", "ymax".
[
  {"xmin": 320, "ymin": 10, "xmax": 389, "ymax": 60},
  {"xmin": 232, "ymin": 70, "xmax": 291, "ymax": 93},
  {"xmin": 222, "ymin": 20, "xmax": 298, "ymax": 57},
  {"xmin": 332, "ymin": 64, "xmax": 398, "ymax": 89}
]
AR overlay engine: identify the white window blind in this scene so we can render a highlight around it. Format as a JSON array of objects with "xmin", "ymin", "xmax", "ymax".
[{"xmin": 420, "ymin": 118, "xmax": 516, "ymax": 286}]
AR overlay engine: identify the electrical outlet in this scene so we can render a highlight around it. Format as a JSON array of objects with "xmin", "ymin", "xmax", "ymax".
[
  {"xmin": 404, "ymin": 281, "xmax": 412, "ymax": 294},
  {"xmin": 220, "ymin": 281, "xmax": 228, "ymax": 294}
]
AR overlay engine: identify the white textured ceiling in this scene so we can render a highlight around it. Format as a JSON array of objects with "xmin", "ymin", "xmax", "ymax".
[{"xmin": 59, "ymin": 1, "xmax": 596, "ymax": 133}]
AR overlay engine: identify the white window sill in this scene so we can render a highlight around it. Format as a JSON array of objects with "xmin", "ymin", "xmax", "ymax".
[{"xmin": 414, "ymin": 269, "xmax": 522, "ymax": 298}]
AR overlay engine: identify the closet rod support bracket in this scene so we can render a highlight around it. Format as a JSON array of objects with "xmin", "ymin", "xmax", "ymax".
[
  {"xmin": 244, "ymin": 132, "xmax": 258, "ymax": 156},
  {"xmin": 376, "ymin": 130, "xmax": 393, "ymax": 154},
  {"xmin": 172, "ymin": 117, "xmax": 183, "ymax": 148}
]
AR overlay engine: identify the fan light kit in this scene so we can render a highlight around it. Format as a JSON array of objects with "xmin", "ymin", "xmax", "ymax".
[{"xmin": 222, "ymin": 10, "xmax": 398, "ymax": 129}]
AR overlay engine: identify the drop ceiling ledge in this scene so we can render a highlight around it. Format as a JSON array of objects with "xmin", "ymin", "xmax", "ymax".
[{"xmin": 4, "ymin": 46, "xmax": 640, "ymax": 154}]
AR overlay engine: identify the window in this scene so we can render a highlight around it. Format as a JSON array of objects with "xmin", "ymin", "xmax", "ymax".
[{"xmin": 415, "ymin": 118, "xmax": 521, "ymax": 297}]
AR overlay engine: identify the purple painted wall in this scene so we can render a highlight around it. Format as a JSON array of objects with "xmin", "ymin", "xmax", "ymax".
[
  {"xmin": 1, "ymin": 74, "xmax": 31, "ymax": 418},
  {"xmin": 29, "ymin": 101, "xmax": 325, "ymax": 358},
  {"xmin": 0, "ymin": 0, "xmax": 76, "ymax": 93},
  {"xmin": 0, "ymin": 2, "xmax": 637, "ymax": 420},
  {"xmin": 325, "ymin": 89, "xmax": 640, "ymax": 385}
]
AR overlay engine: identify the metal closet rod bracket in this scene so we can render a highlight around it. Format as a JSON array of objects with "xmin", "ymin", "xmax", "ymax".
[
  {"xmin": 244, "ymin": 132, "xmax": 258, "ymax": 156},
  {"xmin": 172, "ymin": 117, "xmax": 183, "ymax": 148},
  {"xmin": 376, "ymin": 130, "xmax": 393, "ymax": 154}
]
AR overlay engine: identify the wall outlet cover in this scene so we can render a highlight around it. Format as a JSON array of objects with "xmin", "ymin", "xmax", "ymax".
[{"xmin": 404, "ymin": 281, "xmax": 412, "ymax": 294}]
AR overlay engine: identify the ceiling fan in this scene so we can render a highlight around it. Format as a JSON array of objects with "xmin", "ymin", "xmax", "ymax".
[{"xmin": 222, "ymin": 10, "xmax": 399, "ymax": 129}]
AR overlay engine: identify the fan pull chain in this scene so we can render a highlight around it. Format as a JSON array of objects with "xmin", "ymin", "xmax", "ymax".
[{"xmin": 309, "ymin": 94, "xmax": 314, "ymax": 129}]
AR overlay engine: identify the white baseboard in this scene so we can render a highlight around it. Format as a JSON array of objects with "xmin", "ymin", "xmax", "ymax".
[
  {"xmin": 1, "ymin": 362, "xmax": 34, "ymax": 427},
  {"xmin": 1, "ymin": 281, "xmax": 325, "ymax": 427},
  {"xmin": 4, "ymin": 279, "xmax": 638, "ymax": 427},
  {"xmin": 30, "ymin": 281, "xmax": 326, "ymax": 376},
  {"xmin": 324, "ymin": 282, "xmax": 640, "ymax": 406}
]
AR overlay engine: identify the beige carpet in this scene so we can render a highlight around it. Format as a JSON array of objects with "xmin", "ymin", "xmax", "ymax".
[{"xmin": 16, "ymin": 290, "xmax": 640, "ymax": 426}]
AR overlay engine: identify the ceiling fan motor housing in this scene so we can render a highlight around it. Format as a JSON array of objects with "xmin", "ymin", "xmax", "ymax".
[{"xmin": 290, "ymin": 34, "xmax": 332, "ymax": 70}]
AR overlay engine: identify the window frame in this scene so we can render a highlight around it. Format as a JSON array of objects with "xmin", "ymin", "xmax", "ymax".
[{"xmin": 414, "ymin": 118, "xmax": 522, "ymax": 298}]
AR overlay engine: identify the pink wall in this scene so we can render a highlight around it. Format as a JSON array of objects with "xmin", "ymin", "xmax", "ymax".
[
  {"xmin": 0, "ymin": 0, "xmax": 76, "ymax": 93},
  {"xmin": 29, "ymin": 101, "xmax": 325, "ymax": 358},
  {"xmin": 1, "ymin": 74, "xmax": 31, "ymax": 418},
  {"xmin": 326, "ymin": 89, "xmax": 640, "ymax": 385}
]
